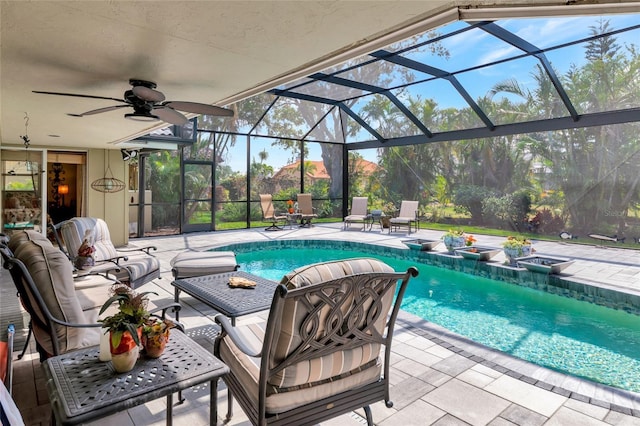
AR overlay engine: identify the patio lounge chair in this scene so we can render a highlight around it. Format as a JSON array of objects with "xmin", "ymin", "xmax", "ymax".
[
  {"xmin": 214, "ymin": 257, "xmax": 418, "ymax": 426},
  {"xmin": 260, "ymin": 194, "xmax": 287, "ymax": 231},
  {"xmin": 59, "ymin": 217, "xmax": 160, "ymax": 288},
  {"xmin": 389, "ymin": 200, "xmax": 419, "ymax": 234},
  {"xmin": 297, "ymin": 193, "xmax": 317, "ymax": 227},
  {"xmin": 343, "ymin": 196, "xmax": 368, "ymax": 230},
  {"xmin": 0, "ymin": 230, "xmax": 179, "ymax": 360}
]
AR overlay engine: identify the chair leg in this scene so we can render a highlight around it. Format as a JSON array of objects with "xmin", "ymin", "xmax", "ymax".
[
  {"xmin": 17, "ymin": 321, "xmax": 32, "ymax": 360},
  {"xmin": 363, "ymin": 405, "xmax": 374, "ymax": 426}
]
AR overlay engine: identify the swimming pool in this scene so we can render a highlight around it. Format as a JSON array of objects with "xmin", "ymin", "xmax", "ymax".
[{"xmin": 222, "ymin": 241, "xmax": 640, "ymax": 394}]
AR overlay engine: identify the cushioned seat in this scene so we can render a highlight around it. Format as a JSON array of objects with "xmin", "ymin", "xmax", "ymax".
[
  {"xmin": 343, "ymin": 196, "xmax": 369, "ymax": 230},
  {"xmin": 389, "ymin": 200, "xmax": 419, "ymax": 234},
  {"xmin": 1, "ymin": 230, "xmax": 181, "ymax": 360},
  {"xmin": 59, "ymin": 217, "xmax": 160, "ymax": 288},
  {"xmin": 170, "ymin": 250, "xmax": 239, "ymax": 279},
  {"xmin": 4, "ymin": 231, "xmax": 105, "ymax": 357},
  {"xmin": 214, "ymin": 257, "xmax": 418, "ymax": 425}
]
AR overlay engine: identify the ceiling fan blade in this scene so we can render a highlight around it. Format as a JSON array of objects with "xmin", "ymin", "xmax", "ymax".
[
  {"xmin": 163, "ymin": 101, "xmax": 234, "ymax": 117},
  {"xmin": 67, "ymin": 104, "xmax": 129, "ymax": 117},
  {"xmin": 33, "ymin": 90, "xmax": 125, "ymax": 103},
  {"xmin": 153, "ymin": 106, "xmax": 189, "ymax": 125},
  {"xmin": 132, "ymin": 86, "xmax": 166, "ymax": 102}
]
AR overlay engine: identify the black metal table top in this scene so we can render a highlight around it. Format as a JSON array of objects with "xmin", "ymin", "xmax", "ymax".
[
  {"xmin": 172, "ymin": 271, "xmax": 278, "ymax": 318},
  {"xmin": 43, "ymin": 330, "xmax": 228, "ymax": 425}
]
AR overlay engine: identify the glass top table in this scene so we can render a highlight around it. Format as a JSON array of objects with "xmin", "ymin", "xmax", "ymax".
[{"xmin": 43, "ymin": 330, "xmax": 228, "ymax": 425}]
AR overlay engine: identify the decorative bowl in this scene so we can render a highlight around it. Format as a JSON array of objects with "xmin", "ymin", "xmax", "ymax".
[
  {"xmin": 402, "ymin": 239, "xmax": 441, "ymax": 251},
  {"xmin": 516, "ymin": 255, "xmax": 574, "ymax": 274},
  {"xmin": 454, "ymin": 246, "xmax": 501, "ymax": 261}
]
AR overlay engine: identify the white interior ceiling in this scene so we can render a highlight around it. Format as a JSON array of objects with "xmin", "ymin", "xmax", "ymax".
[{"xmin": 0, "ymin": 0, "xmax": 622, "ymax": 151}]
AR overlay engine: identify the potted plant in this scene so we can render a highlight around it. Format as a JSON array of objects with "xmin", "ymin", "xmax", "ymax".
[
  {"xmin": 99, "ymin": 285, "xmax": 156, "ymax": 373},
  {"xmin": 142, "ymin": 318, "xmax": 175, "ymax": 358},
  {"xmin": 502, "ymin": 236, "xmax": 534, "ymax": 266},
  {"xmin": 441, "ymin": 228, "xmax": 467, "ymax": 253},
  {"xmin": 286, "ymin": 199, "xmax": 295, "ymax": 214}
]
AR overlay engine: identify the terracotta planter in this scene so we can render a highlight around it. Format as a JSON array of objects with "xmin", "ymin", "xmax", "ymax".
[
  {"xmin": 142, "ymin": 329, "xmax": 171, "ymax": 358},
  {"xmin": 109, "ymin": 329, "xmax": 142, "ymax": 373},
  {"xmin": 111, "ymin": 345, "xmax": 140, "ymax": 373}
]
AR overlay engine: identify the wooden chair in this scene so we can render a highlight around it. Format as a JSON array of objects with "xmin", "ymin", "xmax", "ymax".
[
  {"xmin": 259, "ymin": 194, "xmax": 287, "ymax": 231},
  {"xmin": 296, "ymin": 194, "xmax": 317, "ymax": 228},
  {"xmin": 343, "ymin": 196, "xmax": 368, "ymax": 230},
  {"xmin": 214, "ymin": 258, "xmax": 418, "ymax": 426},
  {"xmin": 389, "ymin": 200, "xmax": 419, "ymax": 234}
]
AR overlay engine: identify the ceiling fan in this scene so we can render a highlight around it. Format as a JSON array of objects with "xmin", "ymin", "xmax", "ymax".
[{"xmin": 33, "ymin": 79, "xmax": 234, "ymax": 125}]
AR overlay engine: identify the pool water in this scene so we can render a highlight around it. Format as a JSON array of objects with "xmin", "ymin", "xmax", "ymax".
[{"xmin": 235, "ymin": 247, "xmax": 640, "ymax": 393}]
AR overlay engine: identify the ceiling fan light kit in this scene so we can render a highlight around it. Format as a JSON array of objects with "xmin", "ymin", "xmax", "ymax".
[
  {"xmin": 125, "ymin": 111, "xmax": 160, "ymax": 122},
  {"xmin": 33, "ymin": 78, "xmax": 235, "ymax": 126}
]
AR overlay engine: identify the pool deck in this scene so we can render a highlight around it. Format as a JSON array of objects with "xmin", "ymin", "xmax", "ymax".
[{"xmin": 3, "ymin": 223, "xmax": 640, "ymax": 425}]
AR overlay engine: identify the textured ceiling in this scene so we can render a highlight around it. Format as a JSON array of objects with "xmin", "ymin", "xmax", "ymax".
[
  {"xmin": 1, "ymin": 1, "xmax": 625, "ymax": 151},
  {"xmin": 1, "ymin": 0, "xmax": 454, "ymax": 150}
]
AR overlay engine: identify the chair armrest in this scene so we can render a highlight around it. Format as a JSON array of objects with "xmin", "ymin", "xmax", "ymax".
[
  {"xmin": 117, "ymin": 246, "xmax": 157, "ymax": 255},
  {"xmin": 149, "ymin": 302, "xmax": 182, "ymax": 325},
  {"xmin": 214, "ymin": 314, "xmax": 262, "ymax": 357}
]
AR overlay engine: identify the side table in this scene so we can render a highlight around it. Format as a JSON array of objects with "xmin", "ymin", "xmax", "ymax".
[
  {"xmin": 43, "ymin": 331, "xmax": 229, "ymax": 425},
  {"xmin": 285, "ymin": 212, "xmax": 302, "ymax": 229}
]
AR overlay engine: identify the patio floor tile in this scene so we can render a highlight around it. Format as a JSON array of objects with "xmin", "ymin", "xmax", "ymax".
[
  {"xmin": 544, "ymin": 406, "xmax": 610, "ymax": 425},
  {"xmin": 485, "ymin": 375, "xmax": 567, "ymax": 417},
  {"xmin": 422, "ymin": 378, "xmax": 511, "ymax": 425}
]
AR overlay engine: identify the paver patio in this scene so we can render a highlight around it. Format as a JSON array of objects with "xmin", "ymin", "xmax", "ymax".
[{"xmin": 2, "ymin": 223, "xmax": 640, "ymax": 425}]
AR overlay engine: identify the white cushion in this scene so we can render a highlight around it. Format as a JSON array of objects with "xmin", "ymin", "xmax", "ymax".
[{"xmin": 170, "ymin": 251, "xmax": 238, "ymax": 279}]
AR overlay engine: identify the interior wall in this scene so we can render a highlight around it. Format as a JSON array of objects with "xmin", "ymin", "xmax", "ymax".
[{"xmin": 86, "ymin": 149, "xmax": 128, "ymax": 246}]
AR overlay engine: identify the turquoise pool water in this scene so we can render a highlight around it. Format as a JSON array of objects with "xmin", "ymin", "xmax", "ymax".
[{"xmin": 231, "ymin": 245, "xmax": 640, "ymax": 393}]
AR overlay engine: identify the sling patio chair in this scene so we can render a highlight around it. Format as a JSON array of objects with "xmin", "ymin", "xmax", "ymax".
[
  {"xmin": 296, "ymin": 193, "xmax": 317, "ymax": 228},
  {"xmin": 388, "ymin": 200, "xmax": 419, "ymax": 234},
  {"xmin": 343, "ymin": 196, "xmax": 368, "ymax": 230},
  {"xmin": 259, "ymin": 194, "xmax": 287, "ymax": 231},
  {"xmin": 214, "ymin": 257, "xmax": 418, "ymax": 426}
]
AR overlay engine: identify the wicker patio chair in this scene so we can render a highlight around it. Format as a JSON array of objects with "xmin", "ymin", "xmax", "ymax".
[{"xmin": 214, "ymin": 257, "xmax": 418, "ymax": 426}]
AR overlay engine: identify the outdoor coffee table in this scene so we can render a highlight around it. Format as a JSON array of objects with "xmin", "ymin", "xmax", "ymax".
[
  {"xmin": 172, "ymin": 270, "xmax": 278, "ymax": 325},
  {"xmin": 43, "ymin": 330, "xmax": 228, "ymax": 426}
]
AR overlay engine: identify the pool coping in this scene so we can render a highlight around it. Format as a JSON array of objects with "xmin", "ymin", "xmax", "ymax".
[
  {"xmin": 217, "ymin": 238, "xmax": 640, "ymax": 315},
  {"xmin": 397, "ymin": 310, "xmax": 640, "ymax": 416}
]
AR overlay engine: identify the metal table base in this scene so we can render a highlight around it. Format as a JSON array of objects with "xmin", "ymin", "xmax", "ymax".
[{"xmin": 43, "ymin": 331, "xmax": 228, "ymax": 425}]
